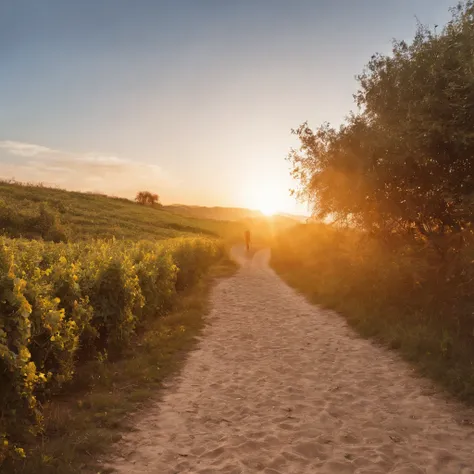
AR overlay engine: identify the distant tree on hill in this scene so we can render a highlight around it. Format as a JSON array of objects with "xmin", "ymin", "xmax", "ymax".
[
  {"xmin": 135, "ymin": 191, "xmax": 160, "ymax": 206},
  {"xmin": 135, "ymin": 191, "xmax": 147, "ymax": 205}
]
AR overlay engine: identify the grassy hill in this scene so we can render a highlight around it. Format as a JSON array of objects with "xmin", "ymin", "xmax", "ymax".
[{"xmin": 0, "ymin": 181, "xmax": 245, "ymax": 242}]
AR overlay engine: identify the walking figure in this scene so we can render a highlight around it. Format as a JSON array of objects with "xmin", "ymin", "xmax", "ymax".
[{"xmin": 244, "ymin": 230, "xmax": 251, "ymax": 252}]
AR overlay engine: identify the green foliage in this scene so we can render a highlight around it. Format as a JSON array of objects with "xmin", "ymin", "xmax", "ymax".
[
  {"xmin": 0, "ymin": 236, "xmax": 222, "ymax": 464},
  {"xmin": 0, "ymin": 245, "xmax": 40, "ymax": 463},
  {"xmin": 29, "ymin": 205, "xmax": 69, "ymax": 243},
  {"xmin": 132, "ymin": 242, "xmax": 178, "ymax": 319},
  {"xmin": 289, "ymin": 2, "xmax": 474, "ymax": 240},
  {"xmin": 169, "ymin": 237, "xmax": 222, "ymax": 290},
  {"xmin": 85, "ymin": 248, "xmax": 144, "ymax": 354}
]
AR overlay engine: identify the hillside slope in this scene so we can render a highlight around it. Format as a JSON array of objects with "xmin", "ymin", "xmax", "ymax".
[
  {"xmin": 164, "ymin": 204, "xmax": 263, "ymax": 221},
  {"xmin": 165, "ymin": 204, "xmax": 307, "ymax": 223},
  {"xmin": 0, "ymin": 181, "xmax": 244, "ymax": 241}
]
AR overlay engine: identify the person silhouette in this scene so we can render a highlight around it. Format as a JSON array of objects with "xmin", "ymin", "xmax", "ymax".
[{"xmin": 244, "ymin": 230, "xmax": 251, "ymax": 252}]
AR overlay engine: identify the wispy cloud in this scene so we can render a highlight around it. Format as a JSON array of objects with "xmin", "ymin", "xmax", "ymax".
[
  {"xmin": 0, "ymin": 140, "xmax": 177, "ymax": 197},
  {"xmin": 0, "ymin": 141, "xmax": 53, "ymax": 157}
]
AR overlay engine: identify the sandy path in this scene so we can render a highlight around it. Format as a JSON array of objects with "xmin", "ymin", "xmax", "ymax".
[{"xmin": 105, "ymin": 246, "xmax": 474, "ymax": 473}]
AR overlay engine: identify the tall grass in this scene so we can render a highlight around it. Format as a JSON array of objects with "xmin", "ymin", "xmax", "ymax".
[{"xmin": 272, "ymin": 224, "xmax": 474, "ymax": 402}]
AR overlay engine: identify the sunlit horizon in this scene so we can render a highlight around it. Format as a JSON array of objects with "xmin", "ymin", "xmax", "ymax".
[{"xmin": 0, "ymin": 1, "xmax": 454, "ymax": 215}]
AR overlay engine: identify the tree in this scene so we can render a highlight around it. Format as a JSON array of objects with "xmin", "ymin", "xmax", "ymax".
[
  {"xmin": 135, "ymin": 191, "xmax": 148, "ymax": 205},
  {"xmin": 289, "ymin": 1, "xmax": 474, "ymax": 243},
  {"xmin": 135, "ymin": 191, "xmax": 160, "ymax": 206}
]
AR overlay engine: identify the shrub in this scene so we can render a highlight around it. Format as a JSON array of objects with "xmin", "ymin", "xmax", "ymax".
[
  {"xmin": 132, "ymin": 242, "xmax": 178, "ymax": 319},
  {"xmin": 48, "ymin": 254, "xmax": 94, "ymax": 361},
  {"xmin": 0, "ymin": 243, "xmax": 40, "ymax": 465},
  {"xmin": 0, "ymin": 235, "xmax": 221, "ymax": 462},
  {"xmin": 169, "ymin": 237, "xmax": 221, "ymax": 290},
  {"xmin": 28, "ymin": 205, "xmax": 69, "ymax": 243},
  {"xmin": 84, "ymin": 248, "xmax": 144, "ymax": 354},
  {"xmin": 0, "ymin": 201, "xmax": 69, "ymax": 242}
]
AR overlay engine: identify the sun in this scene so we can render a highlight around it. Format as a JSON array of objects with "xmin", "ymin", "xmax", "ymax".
[
  {"xmin": 242, "ymin": 177, "xmax": 286, "ymax": 217},
  {"xmin": 258, "ymin": 202, "xmax": 277, "ymax": 216},
  {"xmin": 254, "ymin": 190, "xmax": 281, "ymax": 216}
]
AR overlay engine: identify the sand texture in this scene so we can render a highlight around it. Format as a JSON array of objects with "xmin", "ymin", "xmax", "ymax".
[{"xmin": 104, "ymin": 246, "xmax": 474, "ymax": 473}]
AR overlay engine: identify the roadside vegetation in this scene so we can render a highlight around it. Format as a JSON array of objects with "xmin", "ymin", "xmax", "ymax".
[
  {"xmin": 0, "ymin": 236, "xmax": 231, "ymax": 471},
  {"xmin": 273, "ymin": 2, "xmax": 474, "ymax": 402},
  {"xmin": 0, "ymin": 180, "xmax": 246, "ymax": 471}
]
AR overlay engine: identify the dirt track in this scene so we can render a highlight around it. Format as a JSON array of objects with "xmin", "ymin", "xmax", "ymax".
[{"xmin": 105, "ymin": 246, "xmax": 474, "ymax": 473}]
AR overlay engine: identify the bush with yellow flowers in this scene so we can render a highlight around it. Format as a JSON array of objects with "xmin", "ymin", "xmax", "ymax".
[{"xmin": 0, "ymin": 235, "xmax": 222, "ymax": 463}]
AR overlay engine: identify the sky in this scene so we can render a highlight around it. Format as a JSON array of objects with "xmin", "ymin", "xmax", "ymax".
[{"xmin": 0, "ymin": 0, "xmax": 455, "ymax": 214}]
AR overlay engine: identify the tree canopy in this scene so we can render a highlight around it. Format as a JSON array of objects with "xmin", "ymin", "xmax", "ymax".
[
  {"xmin": 135, "ymin": 191, "xmax": 160, "ymax": 206},
  {"xmin": 289, "ymin": 1, "xmax": 474, "ymax": 241}
]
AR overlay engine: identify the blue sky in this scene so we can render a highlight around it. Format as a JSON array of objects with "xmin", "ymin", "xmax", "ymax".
[{"xmin": 0, "ymin": 0, "xmax": 455, "ymax": 213}]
